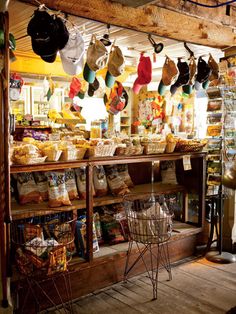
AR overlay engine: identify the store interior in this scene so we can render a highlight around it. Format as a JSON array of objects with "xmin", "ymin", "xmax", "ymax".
[{"xmin": 1, "ymin": 0, "xmax": 236, "ymax": 311}]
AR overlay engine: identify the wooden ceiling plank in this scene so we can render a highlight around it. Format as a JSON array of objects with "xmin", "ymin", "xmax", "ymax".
[
  {"xmin": 19, "ymin": 0, "xmax": 236, "ymax": 48},
  {"xmin": 153, "ymin": 0, "xmax": 236, "ymax": 28}
]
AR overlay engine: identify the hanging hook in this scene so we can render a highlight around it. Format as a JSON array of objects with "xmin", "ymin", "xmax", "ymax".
[{"xmin": 184, "ymin": 42, "xmax": 194, "ymax": 58}]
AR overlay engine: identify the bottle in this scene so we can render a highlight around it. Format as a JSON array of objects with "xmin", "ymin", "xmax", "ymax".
[{"xmin": 90, "ymin": 121, "xmax": 102, "ymax": 139}]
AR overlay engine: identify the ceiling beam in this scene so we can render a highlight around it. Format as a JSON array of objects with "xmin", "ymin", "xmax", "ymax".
[
  {"xmin": 153, "ymin": 0, "xmax": 236, "ymax": 28},
  {"xmin": 20, "ymin": 0, "xmax": 236, "ymax": 49}
]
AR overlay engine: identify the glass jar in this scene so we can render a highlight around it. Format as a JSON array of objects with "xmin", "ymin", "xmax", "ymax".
[{"xmin": 90, "ymin": 121, "xmax": 102, "ymax": 139}]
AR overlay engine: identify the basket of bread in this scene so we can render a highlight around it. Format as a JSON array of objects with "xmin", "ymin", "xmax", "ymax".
[
  {"xmin": 175, "ymin": 139, "xmax": 208, "ymax": 152},
  {"xmin": 165, "ymin": 134, "xmax": 178, "ymax": 153},
  {"xmin": 141, "ymin": 136, "xmax": 166, "ymax": 155}
]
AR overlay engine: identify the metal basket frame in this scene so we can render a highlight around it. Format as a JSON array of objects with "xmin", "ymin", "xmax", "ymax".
[{"xmin": 123, "ymin": 193, "xmax": 173, "ymax": 300}]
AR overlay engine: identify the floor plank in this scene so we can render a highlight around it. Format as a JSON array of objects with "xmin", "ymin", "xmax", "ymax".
[{"xmin": 41, "ymin": 257, "xmax": 236, "ymax": 314}]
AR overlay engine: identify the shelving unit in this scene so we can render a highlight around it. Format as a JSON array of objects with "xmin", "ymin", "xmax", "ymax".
[{"xmin": 10, "ymin": 152, "xmax": 206, "ymax": 310}]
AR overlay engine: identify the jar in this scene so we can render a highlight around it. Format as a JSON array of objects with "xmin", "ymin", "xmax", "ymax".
[{"xmin": 90, "ymin": 121, "xmax": 102, "ymax": 139}]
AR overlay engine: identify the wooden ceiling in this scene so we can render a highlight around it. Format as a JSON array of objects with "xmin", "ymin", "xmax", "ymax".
[{"xmin": 9, "ymin": 0, "xmax": 223, "ymax": 73}]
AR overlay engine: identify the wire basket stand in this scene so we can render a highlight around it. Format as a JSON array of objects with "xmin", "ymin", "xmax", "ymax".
[
  {"xmin": 123, "ymin": 193, "xmax": 173, "ymax": 300},
  {"xmin": 11, "ymin": 212, "xmax": 76, "ymax": 314}
]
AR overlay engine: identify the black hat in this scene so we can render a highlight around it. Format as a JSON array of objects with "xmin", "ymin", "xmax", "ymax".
[
  {"xmin": 194, "ymin": 57, "xmax": 212, "ymax": 90},
  {"xmin": 170, "ymin": 59, "xmax": 190, "ymax": 95},
  {"xmin": 88, "ymin": 77, "xmax": 100, "ymax": 97},
  {"xmin": 27, "ymin": 10, "xmax": 69, "ymax": 63}
]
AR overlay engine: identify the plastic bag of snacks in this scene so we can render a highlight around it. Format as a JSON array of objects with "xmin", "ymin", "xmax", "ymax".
[
  {"xmin": 160, "ymin": 161, "xmax": 178, "ymax": 185},
  {"xmin": 75, "ymin": 167, "xmax": 95, "ymax": 199},
  {"xmin": 75, "ymin": 215, "xmax": 99, "ymax": 258},
  {"xmin": 65, "ymin": 169, "xmax": 79, "ymax": 200},
  {"xmin": 105, "ymin": 165, "xmax": 130, "ymax": 196},
  {"xmin": 93, "ymin": 166, "xmax": 108, "ymax": 197},
  {"xmin": 116, "ymin": 164, "xmax": 134, "ymax": 188},
  {"xmin": 16, "ymin": 172, "xmax": 42, "ymax": 204},
  {"xmin": 45, "ymin": 171, "xmax": 71, "ymax": 208},
  {"xmin": 34, "ymin": 172, "xmax": 49, "ymax": 201}
]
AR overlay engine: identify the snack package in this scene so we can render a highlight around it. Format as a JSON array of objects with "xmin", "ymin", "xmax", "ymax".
[
  {"xmin": 116, "ymin": 164, "xmax": 134, "ymax": 188},
  {"xmin": 34, "ymin": 172, "xmax": 49, "ymax": 201},
  {"xmin": 75, "ymin": 167, "xmax": 95, "ymax": 199},
  {"xmin": 93, "ymin": 212, "xmax": 103, "ymax": 244},
  {"xmin": 23, "ymin": 223, "xmax": 43, "ymax": 242},
  {"xmin": 47, "ymin": 246, "xmax": 67, "ymax": 275},
  {"xmin": 16, "ymin": 172, "xmax": 42, "ymax": 204},
  {"xmin": 100, "ymin": 211, "xmax": 125, "ymax": 245},
  {"xmin": 75, "ymin": 216, "xmax": 99, "ymax": 258},
  {"xmin": 160, "ymin": 161, "xmax": 178, "ymax": 185},
  {"xmin": 65, "ymin": 169, "xmax": 79, "ymax": 200},
  {"xmin": 104, "ymin": 165, "xmax": 130, "ymax": 196},
  {"xmin": 93, "ymin": 166, "xmax": 108, "ymax": 197},
  {"xmin": 45, "ymin": 171, "xmax": 71, "ymax": 208}
]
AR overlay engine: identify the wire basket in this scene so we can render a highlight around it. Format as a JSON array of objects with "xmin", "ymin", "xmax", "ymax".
[
  {"xmin": 11, "ymin": 212, "xmax": 76, "ymax": 278},
  {"xmin": 123, "ymin": 193, "xmax": 173, "ymax": 244}
]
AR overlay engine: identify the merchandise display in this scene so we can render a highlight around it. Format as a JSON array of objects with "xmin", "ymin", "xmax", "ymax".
[{"xmin": 2, "ymin": 1, "xmax": 236, "ymax": 312}]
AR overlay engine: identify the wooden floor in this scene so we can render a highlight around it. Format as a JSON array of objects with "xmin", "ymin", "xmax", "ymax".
[{"xmin": 41, "ymin": 256, "xmax": 236, "ymax": 314}]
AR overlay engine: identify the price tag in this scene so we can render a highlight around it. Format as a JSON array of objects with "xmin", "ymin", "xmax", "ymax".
[{"xmin": 183, "ymin": 155, "xmax": 192, "ymax": 171}]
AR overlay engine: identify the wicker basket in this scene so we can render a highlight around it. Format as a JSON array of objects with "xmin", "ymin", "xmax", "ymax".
[
  {"xmin": 131, "ymin": 145, "xmax": 144, "ymax": 155},
  {"xmin": 165, "ymin": 142, "xmax": 176, "ymax": 153},
  {"xmin": 76, "ymin": 147, "xmax": 87, "ymax": 160},
  {"xmin": 14, "ymin": 156, "xmax": 47, "ymax": 165},
  {"xmin": 142, "ymin": 142, "xmax": 166, "ymax": 155},
  {"xmin": 86, "ymin": 144, "xmax": 116, "ymax": 158},
  {"xmin": 44, "ymin": 150, "xmax": 62, "ymax": 162},
  {"xmin": 175, "ymin": 139, "xmax": 207, "ymax": 152},
  {"xmin": 60, "ymin": 149, "xmax": 77, "ymax": 161},
  {"xmin": 115, "ymin": 146, "xmax": 132, "ymax": 156}
]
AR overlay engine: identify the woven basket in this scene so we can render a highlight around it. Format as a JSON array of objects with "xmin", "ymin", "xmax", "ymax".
[
  {"xmin": 130, "ymin": 145, "xmax": 144, "ymax": 155},
  {"xmin": 86, "ymin": 144, "xmax": 116, "ymax": 158},
  {"xmin": 142, "ymin": 142, "xmax": 166, "ymax": 155},
  {"xmin": 60, "ymin": 149, "xmax": 77, "ymax": 161},
  {"xmin": 14, "ymin": 156, "xmax": 47, "ymax": 165},
  {"xmin": 175, "ymin": 140, "xmax": 207, "ymax": 152},
  {"xmin": 76, "ymin": 147, "xmax": 87, "ymax": 160},
  {"xmin": 165, "ymin": 142, "xmax": 176, "ymax": 153},
  {"xmin": 44, "ymin": 150, "xmax": 62, "ymax": 162},
  {"xmin": 115, "ymin": 146, "xmax": 131, "ymax": 156}
]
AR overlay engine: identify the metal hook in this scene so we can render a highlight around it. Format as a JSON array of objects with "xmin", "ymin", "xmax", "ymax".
[
  {"xmin": 148, "ymin": 34, "xmax": 164, "ymax": 54},
  {"xmin": 184, "ymin": 42, "xmax": 194, "ymax": 58}
]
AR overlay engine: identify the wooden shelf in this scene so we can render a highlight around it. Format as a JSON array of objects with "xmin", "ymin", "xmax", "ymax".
[
  {"xmin": 11, "ymin": 182, "xmax": 185, "ymax": 220},
  {"xmin": 10, "ymin": 152, "xmax": 207, "ymax": 173},
  {"xmin": 15, "ymin": 125, "xmax": 51, "ymax": 129}
]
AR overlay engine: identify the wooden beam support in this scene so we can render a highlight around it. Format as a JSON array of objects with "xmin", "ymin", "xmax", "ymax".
[
  {"xmin": 153, "ymin": 0, "xmax": 236, "ymax": 29},
  {"xmin": 20, "ymin": 0, "xmax": 236, "ymax": 48}
]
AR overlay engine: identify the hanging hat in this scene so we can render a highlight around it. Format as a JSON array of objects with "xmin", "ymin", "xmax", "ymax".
[
  {"xmin": 105, "ymin": 46, "xmax": 125, "ymax": 88},
  {"xmin": 83, "ymin": 35, "xmax": 108, "ymax": 83},
  {"xmin": 170, "ymin": 59, "xmax": 190, "ymax": 95},
  {"xmin": 60, "ymin": 29, "xmax": 85, "ymax": 75},
  {"xmin": 104, "ymin": 81, "xmax": 128, "ymax": 115},
  {"xmin": 182, "ymin": 56, "xmax": 197, "ymax": 95},
  {"xmin": 194, "ymin": 56, "xmax": 212, "ymax": 90},
  {"xmin": 132, "ymin": 54, "xmax": 152, "ymax": 94},
  {"xmin": 88, "ymin": 77, "xmax": 100, "ymax": 97},
  {"xmin": 158, "ymin": 56, "xmax": 178, "ymax": 96},
  {"xmin": 208, "ymin": 54, "xmax": 219, "ymax": 82},
  {"xmin": 69, "ymin": 77, "xmax": 82, "ymax": 99},
  {"xmin": 27, "ymin": 10, "xmax": 69, "ymax": 63}
]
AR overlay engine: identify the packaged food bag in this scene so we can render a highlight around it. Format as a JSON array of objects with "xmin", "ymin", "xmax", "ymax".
[
  {"xmin": 104, "ymin": 165, "xmax": 130, "ymax": 196},
  {"xmin": 75, "ymin": 167, "xmax": 95, "ymax": 199},
  {"xmin": 160, "ymin": 161, "xmax": 178, "ymax": 185},
  {"xmin": 94, "ymin": 211, "xmax": 103, "ymax": 244},
  {"xmin": 75, "ymin": 215, "xmax": 99, "ymax": 258},
  {"xmin": 34, "ymin": 172, "xmax": 49, "ymax": 201},
  {"xmin": 117, "ymin": 164, "xmax": 134, "ymax": 188},
  {"xmin": 16, "ymin": 172, "xmax": 42, "ymax": 204},
  {"xmin": 45, "ymin": 171, "xmax": 71, "ymax": 207},
  {"xmin": 93, "ymin": 166, "xmax": 108, "ymax": 197},
  {"xmin": 65, "ymin": 169, "xmax": 79, "ymax": 200}
]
